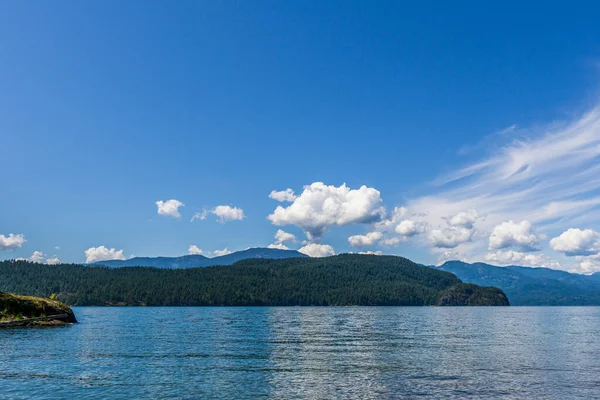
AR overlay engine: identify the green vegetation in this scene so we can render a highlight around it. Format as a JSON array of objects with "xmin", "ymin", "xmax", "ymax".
[
  {"xmin": 0, "ymin": 255, "xmax": 509, "ymax": 306},
  {"xmin": 0, "ymin": 291, "xmax": 77, "ymax": 324},
  {"xmin": 438, "ymin": 283, "xmax": 509, "ymax": 306}
]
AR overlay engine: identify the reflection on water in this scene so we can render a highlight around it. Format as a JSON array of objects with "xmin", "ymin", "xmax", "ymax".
[{"xmin": 1, "ymin": 307, "xmax": 600, "ymax": 399}]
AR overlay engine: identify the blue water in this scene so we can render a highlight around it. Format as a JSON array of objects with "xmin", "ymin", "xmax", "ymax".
[{"xmin": 1, "ymin": 307, "xmax": 599, "ymax": 399}]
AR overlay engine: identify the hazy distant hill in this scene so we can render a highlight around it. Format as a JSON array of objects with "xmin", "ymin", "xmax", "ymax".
[
  {"xmin": 0, "ymin": 255, "xmax": 508, "ymax": 307},
  {"xmin": 93, "ymin": 247, "xmax": 308, "ymax": 268},
  {"xmin": 436, "ymin": 261, "xmax": 600, "ymax": 306}
]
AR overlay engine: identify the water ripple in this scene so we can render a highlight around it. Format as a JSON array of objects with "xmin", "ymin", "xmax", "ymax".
[{"xmin": 1, "ymin": 307, "xmax": 600, "ymax": 399}]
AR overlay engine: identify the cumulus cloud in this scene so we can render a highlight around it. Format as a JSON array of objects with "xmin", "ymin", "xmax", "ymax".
[
  {"xmin": 274, "ymin": 229, "xmax": 296, "ymax": 244},
  {"xmin": 30, "ymin": 250, "xmax": 45, "ymax": 263},
  {"xmin": 267, "ymin": 243, "xmax": 289, "ymax": 250},
  {"xmin": 188, "ymin": 245, "xmax": 204, "ymax": 255},
  {"xmin": 395, "ymin": 220, "xmax": 426, "ymax": 237},
  {"xmin": 419, "ymin": 209, "xmax": 483, "ymax": 249},
  {"xmin": 45, "ymin": 257, "xmax": 61, "ymax": 265},
  {"xmin": 489, "ymin": 220, "xmax": 541, "ymax": 252},
  {"xmin": 268, "ymin": 182, "xmax": 385, "ymax": 239},
  {"xmin": 85, "ymin": 246, "xmax": 127, "ymax": 263},
  {"xmin": 19, "ymin": 251, "xmax": 60, "ymax": 265},
  {"xmin": 577, "ymin": 254, "xmax": 600, "ymax": 274},
  {"xmin": 550, "ymin": 228, "xmax": 600, "ymax": 257},
  {"xmin": 484, "ymin": 250, "xmax": 560, "ymax": 268},
  {"xmin": 348, "ymin": 231, "xmax": 383, "ymax": 247},
  {"xmin": 212, "ymin": 248, "xmax": 232, "ymax": 257},
  {"xmin": 382, "ymin": 237, "xmax": 404, "ymax": 246},
  {"xmin": 269, "ymin": 189, "xmax": 297, "ymax": 202},
  {"xmin": 211, "ymin": 205, "xmax": 245, "ymax": 223},
  {"xmin": 446, "ymin": 209, "xmax": 483, "ymax": 229},
  {"xmin": 268, "ymin": 229, "xmax": 296, "ymax": 249},
  {"xmin": 375, "ymin": 207, "xmax": 407, "ymax": 231},
  {"xmin": 156, "ymin": 199, "xmax": 184, "ymax": 219},
  {"xmin": 436, "ymin": 249, "xmax": 464, "ymax": 264},
  {"xmin": 428, "ymin": 227, "xmax": 474, "ymax": 248},
  {"xmin": 358, "ymin": 250, "xmax": 383, "ymax": 255},
  {"xmin": 0, "ymin": 233, "xmax": 26, "ymax": 250},
  {"xmin": 298, "ymin": 243, "xmax": 335, "ymax": 257}
]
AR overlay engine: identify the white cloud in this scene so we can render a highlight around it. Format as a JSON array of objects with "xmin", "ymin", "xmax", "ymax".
[
  {"xmin": 428, "ymin": 227, "xmax": 474, "ymax": 248},
  {"xmin": 395, "ymin": 220, "xmax": 426, "ymax": 237},
  {"xmin": 30, "ymin": 251, "xmax": 45, "ymax": 263},
  {"xmin": 348, "ymin": 231, "xmax": 383, "ymax": 247},
  {"xmin": 20, "ymin": 250, "xmax": 60, "ymax": 265},
  {"xmin": 550, "ymin": 228, "xmax": 600, "ymax": 257},
  {"xmin": 188, "ymin": 245, "xmax": 204, "ymax": 255},
  {"xmin": 436, "ymin": 249, "xmax": 464, "ymax": 264},
  {"xmin": 446, "ymin": 209, "xmax": 482, "ymax": 229},
  {"xmin": 212, "ymin": 205, "xmax": 245, "ymax": 223},
  {"xmin": 268, "ymin": 182, "xmax": 385, "ymax": 239},
  {"xmin": 212, "ymin": 248, "xmax": 232, "ymax": 257},
  {"xmin": 577, "ymin": 254, "xmax": 600, "ymax": 274},
  {"xmin": 382, "ymin": 237, "xmax": 404, "ymax": 246},
  {"xmin": 298, "ymin": 243, "xmax": 335, "ymax": 257},
  {"xmin": 191, "ymin": 206, "xmax": 246, "ymax": 223},
  {"xmin": 0, "ymin": 233, "xmax": 26, "ymax": 250},
  {"xmin": 190, "ymin": 209, "xmax": 208, "ymax": 222},
  {"xmin": 55, "ymin": 246, "xmax": 60, "ymax": 250},
  {"xmin": 358, "ymin": 250, "xmax": 383, "ymax": 255},
  {"xmin": 267, "ymin": 243, "xmax": 289, "ymax": 250},
  {"xmin": 156, "ymin": 199, "xmax": 184, "ymax": 219},
  {"xmin": 489, "ymin": 220, "xmax": 540, "ymax": 252},
  {"xmin": 85, "ymin": 246, "xmax": 127, "ymax": 263},
  {"xmin": 269, "ymin": 189, "xmax": 297, "ymax": 202},
  {"xmin": 375, "ymin": 206, "xmax": 407, "ymax": 231},
  {"xmin": 274, "ymin": 229, "xmax": 296, "ymax": 244},
  {"xmin": 268, "ymin": 229, "xmax": 297, "ymax": 249},
  {"xmin": 45, "ymin": 257, "xmax": 61, "ymax": 265},
  {"xmin": 484, "ymin": 250, "xmax": 560, "ymax": 268}
]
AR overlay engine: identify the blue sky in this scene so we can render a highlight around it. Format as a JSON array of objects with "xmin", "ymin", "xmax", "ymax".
[{"xmin": 2, "ymin": 1, "xmax": 600, "ymax": 272}]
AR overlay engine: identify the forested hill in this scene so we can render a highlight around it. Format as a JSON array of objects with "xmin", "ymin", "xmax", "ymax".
[{"xmin": 0, "ymin": 255, "xmax": 508, "ymax": 307}]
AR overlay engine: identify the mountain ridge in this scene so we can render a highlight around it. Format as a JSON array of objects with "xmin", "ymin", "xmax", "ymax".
[
  {"xmin": 93, "ymin": 247, "xmax": 308, "ymax": 269},
  {"xmin": 435, "ymin": 260, "xmax": 600, "ymax": 305}
]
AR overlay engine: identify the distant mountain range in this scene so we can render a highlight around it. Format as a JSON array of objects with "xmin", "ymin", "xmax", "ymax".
[
  {"xmin": 435, "ymin": 261, "xmax": 600, "ymax": 306},
  {"xmin": 93, "ymin": 247, "xmax": 308, "ymax": 269}
]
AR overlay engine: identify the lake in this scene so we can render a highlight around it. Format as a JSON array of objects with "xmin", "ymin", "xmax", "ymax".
[{"xmin": 1, "ymin": 307, "xmax": 599, "ymax": 399}]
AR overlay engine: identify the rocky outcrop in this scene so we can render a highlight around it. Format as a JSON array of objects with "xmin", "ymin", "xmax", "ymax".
[
  {"xmin": 0, "ymin": 292, "xmax": 77, "ymax": 327},
  {"xmin": 437, "ymin": 283, "xmax": 510, "ymax": 306}
]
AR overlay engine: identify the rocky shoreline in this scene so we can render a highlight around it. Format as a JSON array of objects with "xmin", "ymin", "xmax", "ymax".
[{"xmin": 0, "ymin": 292, "xmax": 77, "ymax": 327}]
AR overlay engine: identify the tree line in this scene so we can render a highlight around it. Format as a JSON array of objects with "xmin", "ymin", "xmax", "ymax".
[{"xmin": 0, "ymin": 254, "xmax": 509, "ymax": 306}]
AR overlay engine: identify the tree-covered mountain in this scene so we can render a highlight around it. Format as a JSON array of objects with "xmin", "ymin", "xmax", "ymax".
[
  {"xmin": 0, "ymin": 255, "xmax": 508, "ymax": 306},
  {"xmin": 93, "ymin": 247, "xmax": 308, "ymax": 268},
  {"xmin": 436, "ymin": 261, "xmax": 600, "ymax": 306}
]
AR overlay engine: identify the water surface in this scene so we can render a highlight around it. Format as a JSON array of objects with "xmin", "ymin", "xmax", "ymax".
[{"xmin": 1, "ymin": 307, "xmax": 599, "ymax": 399}]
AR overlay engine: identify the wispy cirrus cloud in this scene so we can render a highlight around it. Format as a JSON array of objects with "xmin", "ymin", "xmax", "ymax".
[{"xmin": 400, "ymin": 106, "xmax": 600, "ymax": 272}]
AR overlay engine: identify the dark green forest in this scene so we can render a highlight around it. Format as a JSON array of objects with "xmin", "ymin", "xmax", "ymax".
[{"xmin": 0, "ymin": 255, "xmax": 509, "ymax": 306}]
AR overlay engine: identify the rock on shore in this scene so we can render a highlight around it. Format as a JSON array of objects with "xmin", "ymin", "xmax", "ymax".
[{"xmin": 0, "ymin": 292, "xmax": 77, "ymax": 327}]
